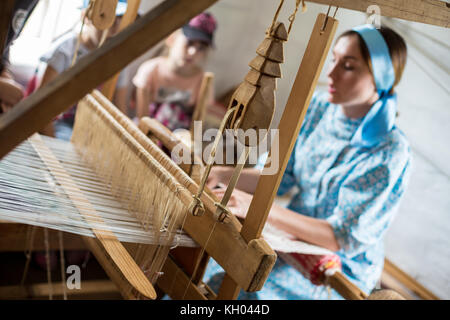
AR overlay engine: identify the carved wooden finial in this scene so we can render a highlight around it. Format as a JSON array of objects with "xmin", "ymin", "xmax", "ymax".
[{"xmin": 266, "ymin": 22, "xmax": 288, "ymax": 41}]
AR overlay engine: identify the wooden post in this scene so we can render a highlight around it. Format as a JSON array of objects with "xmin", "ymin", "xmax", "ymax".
[
  {"xmin": 0, "ymin": 0, "xmax": 15, "ymax": 59},
  {"xmin": 101, "ymin": 0, "xmax": 141, "ymax": 103},
  {"xmin": 382, "ymin": 258, "xmax": 439, "ymax": 300},
  {"xmin": 191, "ymin": 72, "xmax": 214, "ymax": 132},
  {"xmin": 327, "ymin": 272, "xmax": 367, "ymax": 300},
  {"xmin": 0, "ymin": 0, "xmax": 218, "ymax": 160},
  {"xmin": 216, "ymin": 13, "xmax": 339, "ymax": 299}
]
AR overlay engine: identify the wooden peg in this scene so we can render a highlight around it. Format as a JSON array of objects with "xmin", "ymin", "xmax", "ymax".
[
  {"xmin": 0, "ymin": 1, "xmax": 15, "ymax": 58},
  {"xmin": 191, "ymin": 72, "xmax": 214, "ymax": 129},
  {"xmin": 101, "ymin": 0, "xmax": 141, "ymax": 103}
]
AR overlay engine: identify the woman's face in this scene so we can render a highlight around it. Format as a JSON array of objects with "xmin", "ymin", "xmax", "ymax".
[
  {"xmin": 327, "ymin": 35, "xmax": 378, "ymax": 109},
  {"xmin": 168, "ymin": 32, "xmax": 209, "ymax": 70}
]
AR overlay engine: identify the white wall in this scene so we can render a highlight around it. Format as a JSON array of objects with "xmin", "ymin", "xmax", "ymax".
[{"xmin": 381, "ymin": 18, "xmax": 450, "ymax": 299}]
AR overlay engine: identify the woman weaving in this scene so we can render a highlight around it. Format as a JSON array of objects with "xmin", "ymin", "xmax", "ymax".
[{"xmin": 203, "ymin": 24, "xmax": 412, "ymax": 299}]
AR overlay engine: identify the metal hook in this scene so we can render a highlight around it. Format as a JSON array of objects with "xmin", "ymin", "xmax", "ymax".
[
  {"xmin": 333, "ymin": 6, "xmax": 339, "ymax": 19},
  {"xmin": 189, "ymin": 195, "xmax": 205, "ymax": 217},
  {"xmin": 214, "ymin": 202, "xmax": 231, "ymax": 223},
  {"xmin": 320, "ymin": 5, "xmax": 332, "ymax": 33}
]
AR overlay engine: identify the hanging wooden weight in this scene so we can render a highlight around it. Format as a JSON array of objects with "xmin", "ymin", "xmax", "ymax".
[{"xmin": 227, "ymin": 22, "xmax": 287, "ymax": 147}]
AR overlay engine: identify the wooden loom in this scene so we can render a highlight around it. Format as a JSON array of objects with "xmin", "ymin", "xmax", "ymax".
[{"xmin": 0, "ymin": 0, "xmax": 448, "ymax": 300}]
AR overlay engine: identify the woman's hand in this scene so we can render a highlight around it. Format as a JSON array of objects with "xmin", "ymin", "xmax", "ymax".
[{"xmin": 212, "ymin": 186, "xmax": 253, "ymax": 219}]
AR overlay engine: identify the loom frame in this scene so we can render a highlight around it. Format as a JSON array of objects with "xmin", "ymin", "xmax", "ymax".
[{"xmin": 0, "ymin": 0, "xmax": 447, "ymax": 300}]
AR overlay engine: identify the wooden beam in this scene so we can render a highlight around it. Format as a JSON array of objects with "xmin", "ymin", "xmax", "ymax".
[
  {"xmin": 305, "ymin": 0, "xmax": 450, "ymax": 28},
  {"xmin": 0, "ymin": 0, "xmax": 15, "ymax": 60},
  {"xmin": 380, "ymin": 270, "xmax": 417, "ymax": 300},
  {"xmin": 0, "ymin": 223, "xmax": 86, "ymax": 251},
  {"xmin": 191, "ymin": 72, "xmax": 214, "ymax": 130},
  {"xmin": 383, "ymin": 258, "xmax": 439, "ymax": 300},
  {"xmin": 0, "ymin": 280, "xmax": 120, "ymax": 299},
  {"xmin": 327, "ymin": 272, "xmax": 367, "ymax": 300},
  {"xmin": 101, "ymin": 0, "xmax": 141, "ymax": 102},
  {"xmin": 157, "ymin": 256, "xmax": 210, "ymax": 300},
  {"xmin": 0, "ymin": 0, "xmax": 218, "ymax": 159}
]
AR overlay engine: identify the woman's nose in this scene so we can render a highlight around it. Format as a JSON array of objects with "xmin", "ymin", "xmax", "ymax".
[{"xmin": 327, "ymin": 62, "xmax": 338, "ymax": 80}]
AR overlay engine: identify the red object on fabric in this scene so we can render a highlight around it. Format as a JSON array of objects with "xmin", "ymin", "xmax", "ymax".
[{"xmin": 280, "ymin": 252, "xmax": 342, "ymax": 285}]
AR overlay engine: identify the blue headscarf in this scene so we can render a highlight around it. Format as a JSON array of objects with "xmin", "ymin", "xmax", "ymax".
[{"xmin": 350, "ymin": 24, "xmax": 397, "ymax": 148}]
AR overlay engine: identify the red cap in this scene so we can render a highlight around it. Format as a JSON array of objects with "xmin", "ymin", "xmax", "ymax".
[{"xmin": 182, "ymin": 13, "xmax": 217, "ymax": 46}]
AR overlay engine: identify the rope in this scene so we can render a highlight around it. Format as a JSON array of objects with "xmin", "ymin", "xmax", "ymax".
[
  {"xmin": 71, "ymin": 0, "xmax": 95, "ymax": 67},
  {"xmin": 287, "ymin": 0, "xmax": 304, "ymax": 35},
  {"xmin": 188, "ymin": 107, "xmax": 237, "ymax": 217},
  {"xmin": 269, "ymin": 0, "xmax": 285, "ymax": 35},
  {"xmin": 270, "ymin": 0, "xmax": 307, "ymax": 38},
  {"xmin": 181, "ymin": 220, "xmax": 218, "ymax": 299},
  {"xmin": 71, "ymin": 0, "xmax": 111, "ymax": 67}
]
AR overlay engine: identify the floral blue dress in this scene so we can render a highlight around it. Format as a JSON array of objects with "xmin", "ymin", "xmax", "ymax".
[{"xmin": 202, "ymin": 91, "xmax": 412, "ymax": 299}]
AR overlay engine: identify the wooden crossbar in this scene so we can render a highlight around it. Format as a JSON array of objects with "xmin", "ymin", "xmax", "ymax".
[{"xmin": 305, "ymin": 0, "xmax": 450, "ymax": 28}]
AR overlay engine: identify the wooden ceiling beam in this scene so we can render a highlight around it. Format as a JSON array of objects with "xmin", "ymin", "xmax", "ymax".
[{"xmin": 305, "ymin": 0, "xmax": 450, "ymax": 28}]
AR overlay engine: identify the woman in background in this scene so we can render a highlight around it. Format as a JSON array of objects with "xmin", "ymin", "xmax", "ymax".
[{"xmin": 133, "ymin": 12, "xmax": 217, "ymax": 130}]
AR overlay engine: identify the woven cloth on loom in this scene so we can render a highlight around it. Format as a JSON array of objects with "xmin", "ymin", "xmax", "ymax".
[{"xmin": 262, "ymin": 223, "xmax": 342, "ymax": 285}]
